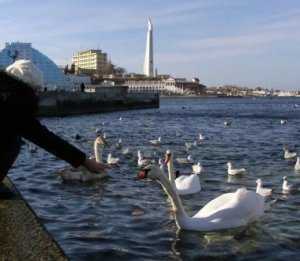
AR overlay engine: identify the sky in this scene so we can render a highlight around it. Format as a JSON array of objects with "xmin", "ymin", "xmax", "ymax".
[{"xmin": 0, "ymin": 0, "xmax": 300, "ymax": 90}]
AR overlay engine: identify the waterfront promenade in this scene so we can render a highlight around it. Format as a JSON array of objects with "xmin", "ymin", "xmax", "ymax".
[{"xmin": 0, "ymin": 178, "xmax": 67, "ymax": 260}]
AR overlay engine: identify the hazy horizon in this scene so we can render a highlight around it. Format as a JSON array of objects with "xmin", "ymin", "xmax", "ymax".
[{"xmin": 1, "ymin": 0, "xmax": 300, "ymax": 90}]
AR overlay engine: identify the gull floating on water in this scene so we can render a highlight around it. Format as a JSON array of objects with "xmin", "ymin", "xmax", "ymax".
[
  {"xmin": 192, "ymin": 162, "xmax": 203, "ymax": 174},
  {"xmin": 282, "ymin": 176, "xmax": 296, "ymax": 194},
  {"xmin": 115, "ymin": 138, "xmax": 122, "ymax": 149},
  {"xmin": 224, "ymin": 121, "xmax": 231, "ymax": 127},
  {"xmin": 227, "ymin": 162, "xmax": 246, "ymax": 176},
  {"xmin": 185, "ymin": 141, "xmax": 197, "ymax": 150},
  {"xmin": 280, "ymin": 119, "xmax": 287, "ymax": 125},
  {"xmin": 256, "ymin": 179, "xmax": 272, "ymax": 197},
  {"xmin": 295, "ymin": 157, "xmax": 300, "ymax": 171},
  {"xmin": 176, "ymin": 155, "xmax": 194, "ymax": 164},
  {"xmin": 149, "ymin": 137, "xmax": 161, "ymax": 146},
  {"xmin": 283, "ymin": 146, "xmax": 297, "ymax": 159},
  {"xmin": 198, "ymin": 133, "xmax": 205, "ymax": 141},
  {"xmin": 107, "ymin": 153, "xmax": 119, "ymax": 165}
]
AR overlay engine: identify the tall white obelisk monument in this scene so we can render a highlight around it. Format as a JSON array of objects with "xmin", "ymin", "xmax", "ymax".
[{"xmin": 143, "ymin": 18, "xmax": 154, "ymax": 77}]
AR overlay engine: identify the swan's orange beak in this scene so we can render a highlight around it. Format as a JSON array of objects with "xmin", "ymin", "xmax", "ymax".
[{"xmin": 137, "ymin": 169, "xmax": 149, "ymax": 179}]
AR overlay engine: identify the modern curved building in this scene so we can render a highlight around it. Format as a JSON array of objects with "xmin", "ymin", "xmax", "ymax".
[{"xmin": 0, "ymin": 42, "xmax": 71, "ymax": 90}]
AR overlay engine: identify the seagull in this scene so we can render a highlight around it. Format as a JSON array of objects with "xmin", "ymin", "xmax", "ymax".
[
  {"xmin": 185, "ymin": 141, "xmax": 197, "ymax": 150},
  {"xmin": 280, "ymin": 119, "xmax": 287, "ymax": 125},
  {"xmin": 149, "ymin": 137, "xmax": 161, "ymax": 146},
  {"xmin": 227, "ymin": 162, "xmax": 246, "ymax": 176},
  {"xmin": 295, "ymin": 157, "xmax": 300, "ymax": 171},
  {"xmin": 192, "ymin": 162, "xmax": 203, "ymax": 174},
  {"xmin": 283, "ymin": 146, "xmax": 297, "ymax": 159},
  {"xmin": 282, "ymin": 176, "xmax": 296, "ymax": 194},
  {"xmin": 198, "ymin": 133, "xmax": 205, "ymax": 141},
  {"xmin": 224, "ymin": 121, "xmax": 231, "ymax": 127},
  {"xmin": 256, "ymin": 179, "xmax": 272, "ymax": 197},
  {"xmin": 107, "ymin": 153, "xmax": 119, "ymax": 165},
  {"xmin": 176, "ymin": 155, "xmax": 194, "ymax": 164},
  {"xmin": 115, "ymin": 138, "xmax": 122, "ymax": 149}
]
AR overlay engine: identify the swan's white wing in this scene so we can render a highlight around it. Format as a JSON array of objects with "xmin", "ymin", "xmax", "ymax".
[
  {"xmin": 194, "ymin": 189, "xmax": 264, "ymax": 221},
  {"xmin": 175, "ymin": 174, "xmax": 201, "ymax": 195},
  {"xmin": 194, "ymin": 192, "xmax": 235, "ymax": 218}
]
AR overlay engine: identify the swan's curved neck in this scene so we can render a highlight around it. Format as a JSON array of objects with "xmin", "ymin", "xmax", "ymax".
[
  {"xmin": 94, "ymin": 141, "xmax": 103, "ymax": 163},
  {"xmin": 167, "ymin": 156, "xmax": 175, "ymax": 186},
  {"xmin": 157, "ymin": 171, "xmax": 189, "ymax": 227}
]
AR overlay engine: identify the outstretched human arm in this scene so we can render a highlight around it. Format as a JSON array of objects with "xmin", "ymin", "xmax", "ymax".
[{"xmin": 1, "ymin": 70, "xmax": 107, "ymax": 172}]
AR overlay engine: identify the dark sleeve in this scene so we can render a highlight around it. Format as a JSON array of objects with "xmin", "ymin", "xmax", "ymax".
[
  {"xmin": 0, "ymin": 71, "xmax": 86, "ymax": 168},
  {"xmin": 17, "ymin": 117, "xmax": 86, "ymax": 168}
]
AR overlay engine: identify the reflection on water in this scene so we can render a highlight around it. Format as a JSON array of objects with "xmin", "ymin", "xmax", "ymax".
[{"xmin": 10, "ymin": 97, "xmax": 300, "ymax": 260}]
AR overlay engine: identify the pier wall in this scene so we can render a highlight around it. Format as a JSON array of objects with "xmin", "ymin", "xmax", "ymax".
[
  {"xmin": 0, "ymin": 177, "xmax": 67, "ymax": 260},
  {"xmin": 38, "ymin": 88, "xmax": 159, "ymax": 117}
]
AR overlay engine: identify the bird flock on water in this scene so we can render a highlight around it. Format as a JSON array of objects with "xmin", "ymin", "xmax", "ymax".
[{"xmin": 25, "ymin": 118, "xmax": 300, "ymax": 232}]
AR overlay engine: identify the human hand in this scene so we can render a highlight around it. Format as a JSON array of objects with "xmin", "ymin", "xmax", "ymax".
[{"xmin": 83, "ymin": 158, "xmax": 109, "ymax": 173}]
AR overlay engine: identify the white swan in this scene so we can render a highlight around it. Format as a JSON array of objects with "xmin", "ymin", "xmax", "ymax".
[
  {"xmin": 149, "ymin": 137, "xmax": 161, "ymax": 146},
  {"xmin": 282, "ymin": 176, "xmax": 295, "ymax": 194},
  {"xmin": 165, "ymin": 150, "xmax": 201, "ymax": 195},
  {"xmin": 283, "ymin": 146, "xmax": 297, "ymax": 159},
  {"xmin": 138, "ymin": 165, "xmax": 265, "ymax": 232},
  {"xmin": 227, "ymin": 162, "xmax": 246, "ymax": 176},
  {"xmin": 107, "ymin": 153, "xmax": 119, "ymax": 165},
  {"xmin": 176, "ymin": 155, "xmax": 194, "ymax": 164},
  {"xmin": 256, "ymin": 179, "xmax": 272, "ymax": 197},
  {"xmin": 59, "ymin": 136, "xmax": 107, "ymax": 181},
  {"xmin": 192, "ymin": 162, "xmax": 203, "ymax": 174},
  {"xmin": 295, "ymin": 157, "xmax": 300, "ymax": 171}
]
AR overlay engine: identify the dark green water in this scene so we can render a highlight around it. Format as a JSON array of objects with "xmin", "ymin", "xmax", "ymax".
[{"xmin": 11, "ymin": 97, "xmax": 300, "ymax": 260}]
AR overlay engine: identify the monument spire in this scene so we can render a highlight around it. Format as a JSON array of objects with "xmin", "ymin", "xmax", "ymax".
[{"xmin": 143, "ymin": 17, "xmax": 154, "ymax": 77}]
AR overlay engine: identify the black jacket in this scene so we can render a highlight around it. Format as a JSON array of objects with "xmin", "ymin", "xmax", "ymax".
[{"xmin": 0, "ymin": 71, "xmax": 86, "ymax": 168}]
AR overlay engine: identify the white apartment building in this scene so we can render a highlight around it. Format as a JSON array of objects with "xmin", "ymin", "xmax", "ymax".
[{"xmin": 72, "ymin": 49, "xmax": 107, "ymax": 73}]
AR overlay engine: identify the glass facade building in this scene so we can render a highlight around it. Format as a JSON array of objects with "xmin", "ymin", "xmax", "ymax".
[{"xmin": 0, "ymin": 42, "xmax": 71, "ymax": 90}]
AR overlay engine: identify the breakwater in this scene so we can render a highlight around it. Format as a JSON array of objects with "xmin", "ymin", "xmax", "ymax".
[
  {"xmin": 38, "ymin": 87, "xmax": 159, "ymax": 117},
  {"xmin": 0, "ymin": 177, "xmax": 67, "ymax": 260}
]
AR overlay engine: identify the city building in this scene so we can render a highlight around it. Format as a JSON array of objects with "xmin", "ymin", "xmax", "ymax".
[
  {"xmin": 143, "ymin": 18, "xmax": 154, "ymax": 77},
  {"xmin": 0, "ymin": 42, "xmax": 71, "ymax": 90},
  {"xmin": 123, "ymin": 76, "xmax": 206, "ymax": 95},
  {"xmin": 72, "ymin": 49, "xmax": 108, "ymax": 74}
]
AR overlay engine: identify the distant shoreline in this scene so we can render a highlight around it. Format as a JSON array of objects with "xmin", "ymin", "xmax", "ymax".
[{"xmin": 160, "ymin": 95, "xmax": 300, "ymax": 99}]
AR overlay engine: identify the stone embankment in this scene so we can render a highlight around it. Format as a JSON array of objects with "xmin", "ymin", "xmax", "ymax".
[
  {"xmin": 0, "ymin": 178, "xmax": 67, "ymax": 260},
  {"xmin": 38, "ymin": 87, "xmax": 159, "ymax": 117}
]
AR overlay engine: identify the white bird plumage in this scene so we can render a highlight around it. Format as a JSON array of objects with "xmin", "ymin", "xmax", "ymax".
[
  {"xmin": 149, "ymin": 137, "xmax": 161, "ymax": 146},
  {"xmin": 198, "ymin": 133, "xmax": 205, "ymax": 141},
  {"xmin": 283, "ymin": 147, "xmax": 297, "ymax": 159},
  {"xmin": 185, "ymin": 141, "xmax": 197, "ymax": 150},
  {"xmin": 59, "ymin": 136, "xmax": 107, "ymax": 181},
  {"xmin": 280, "ymin": 119, "xmax": 287, "ymax": 125},
  {"xmin": 282, "ymin": 176, "xmax": 294, "ymax": 194},
  {"xmin": 165, "ymin": 150, "xmax": 201, "ymax": 195},
  {"xmin": 176, "ymin": 155, "xmax": 194, "ymax": 164},
  {"xmin": 256, "ymin": 179, "xmax": 272, "ymax": 197},
  {"xmin": 295, "ymin": 157, "xmax": 300, "ymax": 171},
  {"xmin": 192, "ymin": 162, "xmax": 203, "ymax": 174},
  {"xmin": 139, "ymin": 165, "xmax": 265, "ymax": 232},
  {"xmin": 137, "ymin": 150, "xmax": 154, "ymax": 167},
  {"xmin": 227, "ymin": 162, "xmax": 246, "ymax": 176},
  {"xmin": 107, "ymin": 153, "xmax": 119, "ymax": 165}
]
